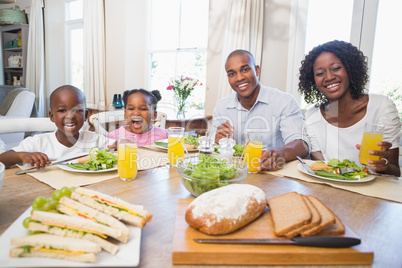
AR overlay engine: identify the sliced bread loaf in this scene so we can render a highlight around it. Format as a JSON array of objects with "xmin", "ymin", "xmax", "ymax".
[
  {"xmin": 283, "ymin": 195, "xmax": 321, "ymax": 238},
  {"xmin": 300, "ymin": 195, "xmax": 336, "ymax": 237},
  {"xmin": 267, "ymin": 192, "xmax": 312, "ymax": 236}
]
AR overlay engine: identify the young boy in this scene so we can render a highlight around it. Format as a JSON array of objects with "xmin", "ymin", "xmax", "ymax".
[{"xmin": 0, "ymin": 85, "xmax": 114, "ymax": 169}]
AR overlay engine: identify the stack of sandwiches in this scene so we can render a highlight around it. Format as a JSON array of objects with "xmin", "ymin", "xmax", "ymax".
[
  {"xmin": 10, "ymin": 187, "xmax": 153, "ymax": 263},
  {"xmin": 267, "ymin": 192, "xmax": 345, "ymax": 238}
]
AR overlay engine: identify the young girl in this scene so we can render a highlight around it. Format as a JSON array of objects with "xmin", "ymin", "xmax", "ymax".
[{"xmin": 107, "ymin": 89, "xmax": 168, "ymax": 146}]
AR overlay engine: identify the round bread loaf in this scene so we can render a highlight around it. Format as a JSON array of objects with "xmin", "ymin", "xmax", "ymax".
[{"xmin": 185, "ymin": 184, "xmax": 267, "ymax": 235}]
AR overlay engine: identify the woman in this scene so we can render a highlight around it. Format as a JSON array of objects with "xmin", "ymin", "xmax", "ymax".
[{"xmin": 299, "ymin": 40, "xmax": 400, "ymax": 176}]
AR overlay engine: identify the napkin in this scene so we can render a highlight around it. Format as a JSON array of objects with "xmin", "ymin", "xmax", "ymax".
[
  {"xmin": 265, "ymin": 160, "xmax": 402, "ymax": 203},
  {"xmin": 18, "ymin": 148, "xmax": 168, "ymax": 189}
]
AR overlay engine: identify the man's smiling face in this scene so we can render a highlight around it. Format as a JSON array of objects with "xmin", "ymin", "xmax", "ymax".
[{"xmin": 225, "ymin": 53, "xmax": 260, "ymax": 99}]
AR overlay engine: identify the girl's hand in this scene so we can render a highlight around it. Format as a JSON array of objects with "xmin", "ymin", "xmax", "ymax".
[
  {"xmin": 107, "ymin": 141, "xmax": 118, "ymax": 151},
  {"xmin": 20, "ymin": 152, "xmax": 51, "ymax": 170},
  {"xmin": 356, "ymin": 141, "xmax": 392, "ymax": 172}
]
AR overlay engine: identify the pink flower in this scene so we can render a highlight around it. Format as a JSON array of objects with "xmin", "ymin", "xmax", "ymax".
[{"xmin": 166, "ymin": 85, "xmax": 174, "ymax": 90}]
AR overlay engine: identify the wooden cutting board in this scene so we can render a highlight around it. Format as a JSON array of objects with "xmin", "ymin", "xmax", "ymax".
[{"xmin": 172, "ymin": 199, "xmax": 374, "ymax": 265}]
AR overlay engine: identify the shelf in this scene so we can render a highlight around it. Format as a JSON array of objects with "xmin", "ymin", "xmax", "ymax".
[
  {"xmin": 3, "ymin": 48, "xmax": 22, "ymax": 52},
  {"xmin": 4, "ymin": 67, "xmax": 23, "ymax": 69}
]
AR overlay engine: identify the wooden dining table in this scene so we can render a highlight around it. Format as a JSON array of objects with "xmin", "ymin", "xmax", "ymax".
[{"xmin": 0, "ymin": 164, "xmax": 401, "ymax": 268}]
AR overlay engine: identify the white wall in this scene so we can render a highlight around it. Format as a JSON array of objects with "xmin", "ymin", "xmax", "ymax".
[
  {"xmin": 9, "ymin": 0, "xmax": 294, "ymax": 114},
  {"xmin": 105, "ymin": 0, "xmax": 149, "ymax": 105}
]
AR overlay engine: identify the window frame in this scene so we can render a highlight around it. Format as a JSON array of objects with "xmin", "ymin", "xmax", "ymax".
[{"xmin": 287, "ymin": 0, "xmax": 380, "ymax": 106}]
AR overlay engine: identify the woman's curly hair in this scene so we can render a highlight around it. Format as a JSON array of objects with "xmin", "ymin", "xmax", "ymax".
[{"xmin": 298, "ymin": 40, "xmax": 369, "ymax": 104}]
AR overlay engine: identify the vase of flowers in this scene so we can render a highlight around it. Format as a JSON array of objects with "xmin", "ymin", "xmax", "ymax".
[{"xmin": 166, "ymin": 75, "xmax": 202, "ymax": 119}]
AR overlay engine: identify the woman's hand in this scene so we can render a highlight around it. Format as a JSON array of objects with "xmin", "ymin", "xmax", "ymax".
[{"xmin": 356, "ymin": 141, "xmax": 392, "ymax": 172}]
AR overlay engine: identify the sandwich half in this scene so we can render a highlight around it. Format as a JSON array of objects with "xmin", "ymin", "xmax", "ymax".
[
  {"xmin": 57, "ymin": 196, "xmax": 130, "ymax": 242},
  {"xmin": 28, "ymin": 210, "xmax": 123, "ymax": 255},
  {"xmin": 10, "ymin": 233, "xmax": 101, "ymax": 263},
  {"xmin": 71, "ymin": 187, "xmax": 153, "ymax": 227}
]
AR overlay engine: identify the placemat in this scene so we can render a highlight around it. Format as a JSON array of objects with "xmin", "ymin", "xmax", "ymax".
[
  {"xmin": 265, "ymin": 160, "xmax": 402, "ymax": 203},
  {"xmin": 18, "ymin": 148, "xmax": 168, "ymax": 189}
]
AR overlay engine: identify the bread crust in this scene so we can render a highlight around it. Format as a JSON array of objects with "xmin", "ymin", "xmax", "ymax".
[
  {"xmin": 71, "ymin": 187, "xmax": 152, "ymax": 227},
  {"xmin": 10, "ymin": 248, "xmax": 97, "ymax": 263},
  {"xmin": 28, "ymin": 222, "xmax": 119, "ymax": 255},
  {"xmin": 300, "ymin": 195, "xmax": 336, "ymax": 237},
  {"xmin": 318, "ymin": 210, "xmax": 345, "ymax": 236},
  {"xmin": 185, "ymin": 184, "xmax": 267, "ymax": 235},
  {"xmin": 58, "ymin": 196, "xmax": 130, "ymax": 241},
  {"xmin": 268, "ymin": 192, "xmax": 312, "ymax": 236},
  {"xmin": 283, "ymin": 195, "xmax": 321, "ymax": 238}
]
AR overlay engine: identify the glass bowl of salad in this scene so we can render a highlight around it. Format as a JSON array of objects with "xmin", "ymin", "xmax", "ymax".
[{"xmin": 176, "ymin": 154, "xmax": 248, "ymax": 196}]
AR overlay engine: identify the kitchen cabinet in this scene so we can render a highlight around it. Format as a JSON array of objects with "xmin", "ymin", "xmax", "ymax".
[{"xmin": 0, "ymin": 24, "xmax": 28, "ymax": 87}]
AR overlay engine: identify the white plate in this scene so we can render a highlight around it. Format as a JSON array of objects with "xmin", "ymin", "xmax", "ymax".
[
  {"xmin": 0, "ymin": 207, "xmax": 141, "ymax": 267},
  {"xmin": 57, "ymin": 160, "xmax": 117, "ymax": 173},
  {"xmin": 297, "ymin": 160, "xmax": 376, "ymax": 183},
  {"xmin": 154, "ymin": 138, "xmax": 198, "ymax": 152}
]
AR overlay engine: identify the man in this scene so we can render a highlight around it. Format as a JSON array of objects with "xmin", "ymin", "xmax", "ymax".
[{"xmin": 211, "ymin": 49, "xmax": 309, "ymax": 171}]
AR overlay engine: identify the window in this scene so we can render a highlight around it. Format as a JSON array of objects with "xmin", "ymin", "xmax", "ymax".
[
  {"xmin": 65, "ymin": 0, "xmax": 84, "ymax": 90},
  {"xmin": 149, "ymin": 0, "xmax": 209, "ymax": 119},
  {"xmin": 290, "ymin": 0, "xmax": 402, "ymax": 116},
  {"xmin": 369, "ymin": 0, "xmax": 402, "ymax": 118}
]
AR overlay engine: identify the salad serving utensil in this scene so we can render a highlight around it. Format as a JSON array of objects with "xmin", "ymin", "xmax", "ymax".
[
  {"xmin": 179, "ymin": 140, "xmax": 190, "ymax": 157},
  {"xmin": 15, "ymin": 154, "xmax": 89, "ymax": 175},
  {"xmin": 296, "ymin": 156, "xmax": 315, "ymax": 175}
]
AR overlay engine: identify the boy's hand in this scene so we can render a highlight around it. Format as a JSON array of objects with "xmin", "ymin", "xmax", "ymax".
[{"xmin": 20, "ymin": 152, "xmax": 51, "ymax": 170}]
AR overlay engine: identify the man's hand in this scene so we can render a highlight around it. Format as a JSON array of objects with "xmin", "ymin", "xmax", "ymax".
[
  {"xmin": 215, "ymin": 122, "xmax": 234, "ymax": 144},
  {"xmin": 257, "ymin": 149, "xmax": 285, "ymax": 171},
  {"xmin": 20, "ymin": 152, "xmax": 51, "ymax": 170}
]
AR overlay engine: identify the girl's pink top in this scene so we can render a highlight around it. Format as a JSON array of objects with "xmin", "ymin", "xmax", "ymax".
[{"xmin": 107, "ymin": 126, "xmax": 168, "ymax": 147}]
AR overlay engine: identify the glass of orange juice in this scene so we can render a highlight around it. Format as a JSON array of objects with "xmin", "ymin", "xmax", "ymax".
[
  {"xmin": 243, "ymin": 130, "xmax": 266, "ymax": 173},
  {"xmin": 168, "ymin": 127, "xmax": 185, "ymax": 165},
  {"xmin": 118, "ymin": 136, "xmax": 137, "ymax": 181},
  {"xmin": 358, "ymin": 123, "xmax": 385, "ymax": 166}
]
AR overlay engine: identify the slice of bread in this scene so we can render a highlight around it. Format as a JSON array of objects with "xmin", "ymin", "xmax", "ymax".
[
  {"xmin": 283, "ymin": 195, "xmax": 321, "ymax": 238},
  {"xmin": 58, "ymin": 196, "xmax": 130, "ymax": 242},
  {"xmin": 318, "ymin": 212, "xmax": 345, "ymax": 236},
  {"xmin": 300, "ymin": 195, "xmax": 336, "ymax": 237},
  {"xmin": 267, "ymin": 192, "xmax": 312, "ymax": 236},
  {"xmin": 10, "ymin": 234, "xmax": 100, "ymax": 263},
  {"xmin": 28, "ymin": 222, "xmax": 119, "ymax": 255}
]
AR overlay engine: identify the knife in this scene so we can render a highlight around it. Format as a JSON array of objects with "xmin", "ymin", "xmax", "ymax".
[
  {"xmin": 194, "ymin": 236, "xmax": 361, "ymax": 248},
  {"xmin": 15, "ymin": 154, "xmax": 89, "ymax": 175},
  {"xmin": 296, "ymin": 156, "xmax": 315, "ymax": 175},
  {"xmin": 138, "ymin": 146, "xmax": 162, "ymax": 152}
]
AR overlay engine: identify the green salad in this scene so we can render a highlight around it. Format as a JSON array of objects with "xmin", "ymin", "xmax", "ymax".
[
  {"xmin": 66, "ymin": 147, "xmax": 117, "ymax": 171},
  {"xmin": 184, "ymin": 134, "xmax": 200, "ymax": 148},
  {"xmin": 314, "ymin": 158, "xmax": 369, "ymax": 180},
  {"xmin": 180, "ymin": 154, "xmax": 240, "ymax": 196},
  {"xmin": 214, "ymin": 144, "xmax": 245, "ymax": 156},
  {"xmin": 154, "ymin": 134, "xmax": 200, "ymax": 149}
]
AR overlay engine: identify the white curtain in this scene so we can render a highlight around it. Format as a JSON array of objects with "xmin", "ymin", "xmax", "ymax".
[
  {"xmin": 83, "ymin": 0, "xmax": 106, "ymax": 106},
  {"xmin": 217, "ymin": 0, "xmax": 264, "ymax": 100},
  {"xmin": 26, "ymin": 0, "xmax": 46, "ymax": 117}
]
